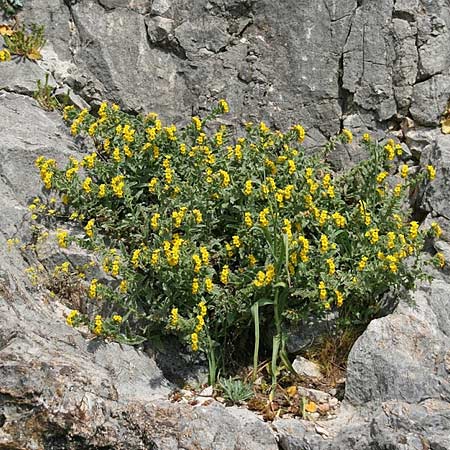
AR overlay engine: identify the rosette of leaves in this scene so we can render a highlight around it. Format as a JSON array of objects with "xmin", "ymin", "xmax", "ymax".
[{"xmin": 5, "ymin": 23, "xmax": 46, "ymax": 60}]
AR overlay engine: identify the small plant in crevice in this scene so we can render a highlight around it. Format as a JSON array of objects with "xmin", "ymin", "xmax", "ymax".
[
  {"xmin": 33, "ymin": 73, "xmax": 61, "ymax": 111},
  {"xmin": 31, "ymin": 100, "xmax": 442, "ymax": 394},
  {"xmin": 4, "ymin": 22, "xmax": 45, "ymax": 60},
  {"xmin": 218, "ymin": 377, "xmax": 254, "ymax": 405}
]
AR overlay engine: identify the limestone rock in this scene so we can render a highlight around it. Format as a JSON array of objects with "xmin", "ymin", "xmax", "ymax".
[
  {"xmin": 345, "ymin": 280, "xmax": 450, "ymax": 405},
  {"xmin": 292, "ymin": 356, "xmax": 323, "ymax": 379},
  {"xmin": 421, "ymin": 135, "xmax": 450, "ymax": 218}
]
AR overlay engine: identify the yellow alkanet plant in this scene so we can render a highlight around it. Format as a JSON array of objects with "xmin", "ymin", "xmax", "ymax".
[{"xmin": 34, "ymin": 100, "xmax": 437, "ymax": 386}]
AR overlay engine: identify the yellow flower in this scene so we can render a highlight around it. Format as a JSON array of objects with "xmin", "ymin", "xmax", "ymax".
[
  {"xmin": 335, "ymin": 290, "xmax": 344, "ymax": 307},
  {"xmin": 84, "ymin": 219, "xmax": 95, "ymax": 238},
  {"xmin": 192, "ymin": 254, "xmax": 202, "ymax": 273},
  {"xmin": 170, "ymin": 308, "xmax": 179, "ymax": 327},
  {"xmin": 113, "ymin": 147, "xmax": 122, "ymax": 162},
  {"xmin": 282, "ymin": 218, "xmax": 293, "ymax": 240},
  {"xmin": 259, "ymin": 208, "xmax": 270, "ymax": 227},
  {"xmin": 298, "ymin": 236, "xmax": 309, "ymax": 262},
  {"xmin": 151, "ymin": 213, "xmax": 160, "ymax": 231},
  {"xmin": 342, "ymin": 128, "xmax": 353, "ymax": 143},
  {"xmin": 318, "ymin": 281, "xmax": 327, "ymax": 301},
  {"xmin": 0, "ymin": 49, "xmax": 11, "ymax": 62},
  {"xmin": 243, "ymin": 180, "xmax": 253, "ymax": 196},
  {"xmin": 219, "ymin": 170, "xmax": 231, "ymax": 188},
  {"xmin": 200, "ymin": 246, "xmax": 210, "ymax": 265},
  {"xmin": 326, "ymin": 258, "xmax": 335, "ymax": 275},
  {"xmin": 387, "ymin": 232, "xmax": 396, "ymax": 249},
  {"xmin": 232, "ymin": 235, "xmax": 241, "ymax": 248},
  {"xmin": 365, "ymin": 227, "xmax": 379, "ymax": 244},
  {"xmin": 409, "ymin": 221, "xmax": 419, "ymax": 240},
  {"xmin": 357, "ymin": 256, "xmax": 368, "ymax": 271},
  {"xmin": 112, "ymin": 314, "xmax": 123, "ymax": 324},
  {"xmin": 151, "ymin": 249, "xmax": 160, "ymax": 266},
  {"xmin": 385, "ymin": 255, "xmax": 398, "ymax": 273},
  {"xmin": 56, "ymin": 229, "xmax": 69, "ymax": 248},
  {"xmin": 248, "ymin": 254, "xmax": 257, "ymax": 267},
  {"xmin": 205, "ymin": 278, "xmax": 214, "ymax": 293},
  {"xmin": 292, "ymin": 124, "xmax": 305, "ymax": 143},
  {"xmin": 362, "ymin": 133, "xmax": 370, "ymax": 143},
  {"xmin": 426, "ymin": 165, "xmax": 436, "ymax": 180},
  {"xmin": 192, "ymin": 209, "xmax": 203, "ymax": 224},
  {"xmin": 89, "ymin": 279, "xmax": 98, "ymax": 299},
  {"xmin": 119, "ymin": 280, "xmax": 128, "ymax": 293},
  {"xmin": 192, "ymin": 277, "xmax": 200, "ymax": 294},
  {"xmin": 376, "ymin": 171, "xmax": 388, "ymax": 184},
  {"xmin": 111, "ymin": 256, "xmax": 120, "ymax": 276},
  {"xmin": 400, "ymin": 164, "xmax": 408, "ymax": 179},
  {"xmin": 253, "ymin": 270, "xmax": 266, "ymax": 288},
  {"xmin": 131, "ymin": 249, "xmax": 141, "ymax": 268},
  {"xmin": 192, "ymin": 116, "xmax": 202, "ymax": 131},
  {"xmin": 431, "ymin": 222, "xmax": 442, "ymax": 238},
  {"xmin": 111, "ymin": 175, "xmax": 125, "ymax": 198},
  {"xmin": 332, "ymin": 212, "xmax": 346, "ymax": 228},
  {"xmin": 220, "ymin": 265, "xmax": 230, "ymax": 285},
  {"xmin": 320, "ymin": 234, "xmax": 329, "ymax": 253},
  {"xmin": 318, "ymin": 210, "xmax": 328, "ymax": 227},
  {"xmin": 66, "ymin": 310, "xmax": 79, "ymax": 327},
  {"xmin": 384, "ymin": 140, "xmax": 395, "ymax": 160},
  {"xmin": 93, "ymin": 315, "xmax": 103, "ymax": 335},
  {"xmin": 218, "ymin": 99, "xmax": 229, "ymax": 113},
  {"xmin": 288, "ymin": 159, "xmax": 296, "ymax": 174},
  {"xmin": 436, "ymin": 252, "xmax": 445, "ymax": 268},
  {"xmin": 259, "ymin": 121, "xmax": 270, "ymax": 133},
  {"xmin": 148, "ymin": 177, "xmax": 158, "ymax": 193},
  {"xmin": 191, "ymin": 332, "xmax": 199, "ymax": 351},
  {"xmin": 82, "ymin": 177, "xmax": 92, "ymax": 193},
  {"xmin": 244, "ymin": 212, "xmax": 253, "ymax": 228},
  {"xmin": 98, "ymin": 184, "xmax": 107, "ymax": 198}
]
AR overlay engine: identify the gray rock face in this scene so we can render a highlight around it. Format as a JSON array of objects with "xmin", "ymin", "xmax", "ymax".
[
  {"xmin": 421, "ymin": 135, "xmax": 450, "ymax": 219},
  {"xmin": 16, "ymin": 0, "xmax": 450, "ymax": 141},
  {"xmin": 345, "ymin": 281, "xmax": 450, "ymax": 405}
]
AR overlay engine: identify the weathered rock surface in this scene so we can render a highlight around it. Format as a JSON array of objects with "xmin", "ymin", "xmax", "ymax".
[{"xmin": 16, "ymin": 0, "xmax": 450, "ymax": 142}]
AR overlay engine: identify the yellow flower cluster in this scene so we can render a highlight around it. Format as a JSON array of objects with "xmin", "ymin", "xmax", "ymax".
[
  {"xmin": 66, "ymin": 309, "xmax": 79, "ymax": 327},
  {"xmin": 164, "ymin": 235, "xmax": 184, "ymax": 266},
  {"xmin": 409, "ymin": 221, "xmax": 419, "ymax": 240},
  {"xmin": 243, "ymin": 180, "xmax": 253, "ymax": 196},
  {"xmin": 84, "ymin": 219, "xmax": 95, "ymax": 238},
  {"xmin": 113, "ymin": 314, "xmax": 123, "ymax": 323},
  {"xmin": 70, "ymin": 108, "xmax": 89, "ymax": 136},
  {"xmin": 365, "ymin": 227, "xmax": 379, "ymax": 244},
  {"xmin": 292, "ymin": 124, "xmax": 305, "ymax": 143},
  {"xmin": 298, "ymin": 236, "xmax": 309, "ymax": 262},
  {"xmin": 89, "ymin": 279, "xmax": 98, "ymax": 299},
  {"xmin": 35, "ymin": 156, "xmax": 56, "ymax": 189},
  {"xmin": 342, "ymin": 129, "xmax": 353, "ymax": 144},
  {"xmin": 93, "ymin": 315, "xmax": 103, "ymax": 335},
  {"xmin": 111, "ymin": 175, "xmax": 125, "ymax": 198},
  {"xmin": 170, "ymin": 307, "xmax": 179, "ymax": 327},
  {"xmin": 218, "ymin": 99, "xmax": 229, "ymax": 114},
  {"xmin": 357, "ymin": 256, "xmax": 368, "ymax": 271},
  {"xmin": 56, "ymin": 229, "xmax": 69, "ymax": 248},
  {"xmin": 427, "ymin": 165, "xmax": 436, "ymax": 180},
  {"xmin": 253, "ymin": 264, "xmax": 275, "ymax": 288},
  {"xmin": 220, "ymin": 265, "xmax": 230, "ymax": 285},
  {"xmin": 0, "ymin": 49, "xmax": 11, "ymax": 62}
]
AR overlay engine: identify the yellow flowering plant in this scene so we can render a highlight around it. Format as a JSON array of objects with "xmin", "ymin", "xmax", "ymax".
[{"xmin": 34, "ymin": 100, "xmax": 438, "ymax": 387}]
